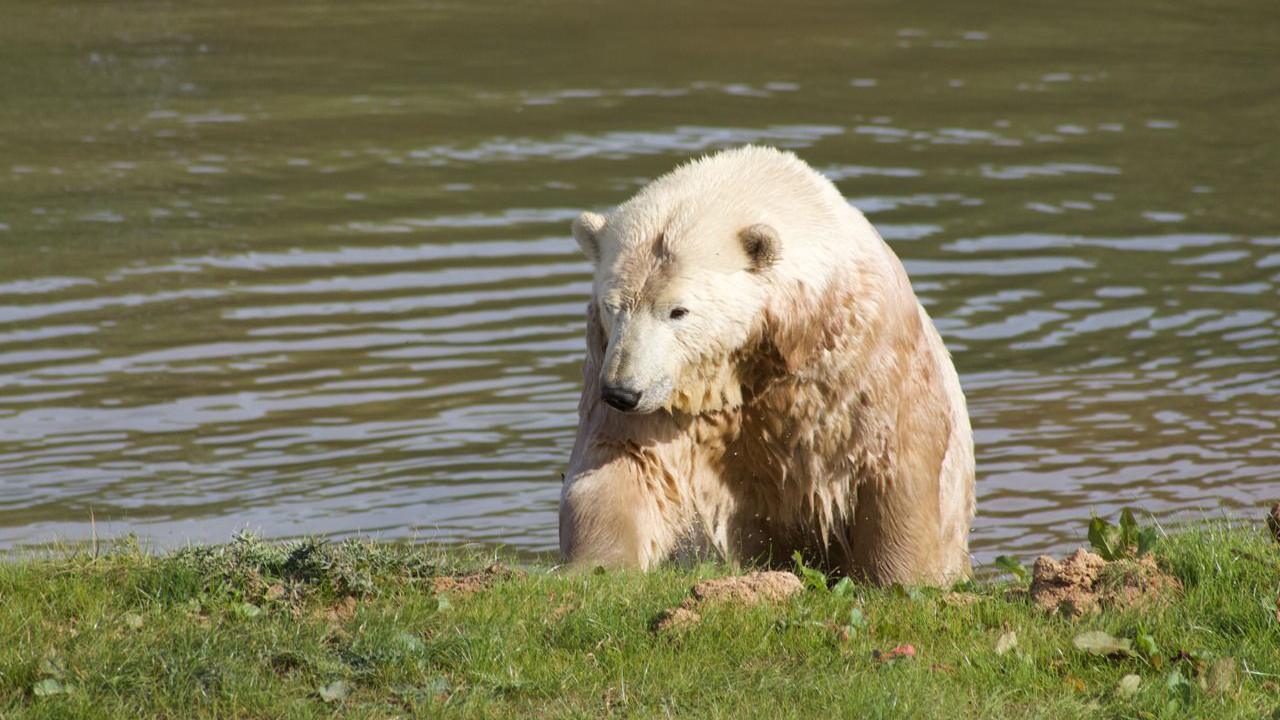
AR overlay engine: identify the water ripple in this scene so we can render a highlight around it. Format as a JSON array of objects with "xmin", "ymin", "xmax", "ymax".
[{"xmin": 0, "ymin": 0, "xmax": 1275, "ymax": 563}]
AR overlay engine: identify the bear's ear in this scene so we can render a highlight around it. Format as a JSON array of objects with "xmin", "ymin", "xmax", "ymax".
[
  {"xmin": 739, "ymin": 223, "xmax": 780, "ymax": 272},
  {"xmin": 572, "ymin": 211, "xmax": 607, "ymax": 266}
]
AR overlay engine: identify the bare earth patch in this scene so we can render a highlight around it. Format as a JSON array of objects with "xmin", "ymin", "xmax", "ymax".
[
  {"xmin": 1030, "ymin": 548, "xmax": 1181, "ymax": 618},
  {"xmin": 653, "ymin": 606, "xmax": 704, "ymax": 634},
  {"xmin": 316, "ymin": 595, "xmax": 358, "ymax": 624},
  {"xmin": 942, "ymin": 591, "xmax": 981, "ymax": 608},
  {"xmin": 432, "ymin": 563, "xmax": 523, "ymax": 595},
  {"xmin": 653, "ymin": 571, "xmax": 802, "ymax": 633}
]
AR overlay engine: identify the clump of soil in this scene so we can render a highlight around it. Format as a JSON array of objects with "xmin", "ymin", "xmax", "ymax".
[
  {"xmin": 316, "ymin": 595, "xmax": 358, "ymax": 624},
  {"xmin": 688, "ymin": 572, "xmax": 805, "ymax": 604},
  {"xmin": 1031, "ymin": 549, "xmax": 1107, "ymax": 616},
  {"xmin": 433, "ymin": 563, "xmax": 523, "ymax": 595},
  {"xmin": 941, "ymin": 591, "xmax": 981, "ymax": 608},
  {"xmin": 652, "ymin": 606, "xmax": 703, "ymax": 634},
  {"xmin": 653, "ymin": 571, "xmax": 802, "ymax": 633},
  {"xmin": 1030, "ymin": 548, "xmax": 1181, "ymax": 618}
]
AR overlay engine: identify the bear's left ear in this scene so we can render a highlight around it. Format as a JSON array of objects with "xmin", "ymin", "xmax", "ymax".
[
  {"xmin": 572, "ymin": 211, "xmax": 607, "ymax": 266},
  {"xmin": 739, "ymin": 224, "xmax": 780, "ymax": 272}
]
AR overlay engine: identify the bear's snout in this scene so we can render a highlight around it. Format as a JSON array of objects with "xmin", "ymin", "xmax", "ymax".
[{"xmin": 601, "ymin": 384, "xmax": 643, "ymax": 412}]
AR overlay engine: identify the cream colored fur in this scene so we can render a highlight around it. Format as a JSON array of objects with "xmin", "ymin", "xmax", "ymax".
[{"xmin": 559, "ymin": 146, "xmax": 975, "ymax": 586}]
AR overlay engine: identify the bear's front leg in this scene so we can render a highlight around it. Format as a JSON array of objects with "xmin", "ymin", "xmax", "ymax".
[{"xmin": 559, "ymin": 440, "xmax": 687, "ymax": 570}]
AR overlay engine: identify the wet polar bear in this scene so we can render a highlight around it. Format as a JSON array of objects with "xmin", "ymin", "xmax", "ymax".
[{"xmin": 559, "ymin": 146, "xmax": 974, "ymax": 585}]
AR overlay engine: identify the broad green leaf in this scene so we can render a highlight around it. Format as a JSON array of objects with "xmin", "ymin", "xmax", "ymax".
[
  {"xmin": 392, "ymin": 684, "xmax": 423, "ymax": 701},
  {"xmin": 994, "ymin": 555, "xmax": 1028, "ymax": 582},
  {"xmin": 435, "ymin": 595, "xmax": 452, "ymax": 611},
  {"xmin": 32, "ymin": 678, "xmax": 66, "ymax": 697},
  {"xmin": 393, "ymin": 677, "xmax": 451, "ymax": 703},
  {"xmin": 1073, "ymin": 630, "xmax": 1133, "ymax": 656},
  {"xmin": 1165, "ymin": 668, "xmax": 1193, "ymax": 705},
  {"xmin": 1117, "ymin": 674, "xmax": 1141, "ymax": 698},
  {"xmin": 847, "ymin": 607, "xmax": 867, "ymax": 630},
  {"xmin": 318, "ymin": 680, "xmax": 350, "ymax": 703},
  {"xmin": 831, "ymin": 577, "xmax": 856, "ymax": 597},
  {"xmin": 394, "ymin": 631, "xmax": 426, "ymax": 653},
  {"xmin": 423, "ymin": 675, "xmax": 450, "ymax": 696},
  {"xmin": 123, "ymin": 612, "xmax": 144, "ymax": 630},
  {"xmin": 995, "ymin": 631, "xmax": 1017, "ymax": 655},
  {"xmin": 1134, "ymin": 632, "xmax": 1159, "ymax": 658},
  {"xmin": 1136, "ymin": 527, "xmax": 1159, "ymax": 557},
  {"xmin": 38, "ymin": 656, "xmax": 66, "ymax": 679},
  {"xmin": 890, "ymin": 583, "xmax": 924, "ymax": 601},
  {"xmin": 1119, "ymin": 508, "xmax": 1139, "ymax": 550},
  {"xmin": 232, "ymin": 602, "xmax": 262, "ymax": 619},
  {"xmin": 1088, "ymin": 515, "xmax": 1123, "ymax": 560},
  {"xmin": 1205, "ymin": 657, "xmax": 1236, "ymax": 695}
]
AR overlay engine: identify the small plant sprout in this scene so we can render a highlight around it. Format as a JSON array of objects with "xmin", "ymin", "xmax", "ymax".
[
  {"xmin": 792, "ymin": 551, "xmax": 830, "ymax": 592},
  {"xmin": 994, "ymin": 555, "xmax": 1029, "ymax": 582},
  {"xmin": 1087, "ymin": 507, "xmax": 1159, "ymax": 561}
]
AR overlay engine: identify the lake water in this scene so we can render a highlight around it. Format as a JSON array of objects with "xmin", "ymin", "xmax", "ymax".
[{"xmin": 1, "ymin": 0, "xmax": 1276, "ymax": 563}]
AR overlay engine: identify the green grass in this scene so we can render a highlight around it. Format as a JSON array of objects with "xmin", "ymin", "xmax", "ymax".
[{"xmin": 1, "ymin": 524, "xmax": 1277, "ymax": 719}]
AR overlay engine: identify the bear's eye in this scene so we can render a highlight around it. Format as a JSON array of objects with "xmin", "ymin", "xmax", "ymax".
[{"xmin": 669, "ymin": 307, "xmax": 689, "ymax": 320}]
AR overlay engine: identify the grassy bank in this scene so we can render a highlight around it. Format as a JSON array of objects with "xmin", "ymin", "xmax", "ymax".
[{"xmin": 1, "ymin": 523, "xmax": 1277, "ymax": 719}]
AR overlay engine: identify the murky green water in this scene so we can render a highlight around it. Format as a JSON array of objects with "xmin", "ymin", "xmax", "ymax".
[{"xmin": 1, "ymin": 0, "xmax": 1277, "ymax": 560}]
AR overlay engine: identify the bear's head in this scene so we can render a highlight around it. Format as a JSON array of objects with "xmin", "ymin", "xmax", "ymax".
[{"xmin": 572, "ymin": 207, "xmax": 781, "ymax": 416}]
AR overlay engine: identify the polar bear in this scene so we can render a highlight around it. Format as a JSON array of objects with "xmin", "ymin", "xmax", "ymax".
[{"xmin": 558, "ymin": 146, "xmax": 974, "ymax": 585}]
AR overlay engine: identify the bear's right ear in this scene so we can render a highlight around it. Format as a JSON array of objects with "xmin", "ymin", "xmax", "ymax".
[
  {"xmin": 739, "ymin": 223, "xmax": 780, "ymax": 272},
  {"xmin": 572, "ymin": 211, "xmax": 607, "ymax": 266}
]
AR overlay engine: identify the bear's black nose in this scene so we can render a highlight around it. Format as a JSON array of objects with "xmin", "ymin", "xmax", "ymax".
[{"xmin": 602, "ymin": 385, "xmax": 642, "ymax": 412}]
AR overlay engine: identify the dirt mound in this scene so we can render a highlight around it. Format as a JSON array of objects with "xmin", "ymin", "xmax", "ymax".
[
  {"xmin": 1030, "ymin": 548, "xmax": 1181, "ymax": 618},
  {"xmin": 942, "ymin": 591, "xmax": 981, "ymax": 608},
  {"xmin": 653, "ymin": 606, "xmax": 704, "ymax": 634},
  {"xmin": 688, "ymin": 572, "xmax": 805, "ymax": 604},
  {"xmin": 318, "ymin": 596, "xmax": 358, "ymax": 623},
  {"xmin": 433, "ymin": 563, "xmax": 523, "ymax": 595},
  {"xmin": 654, "ymin": 571, "xmax": 803, "ymax": 633},
  {"xmin": 1032, "ymin": 549, "xmax": 1107, "ymax": 616}
]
